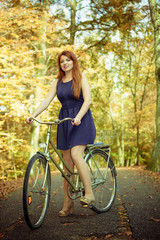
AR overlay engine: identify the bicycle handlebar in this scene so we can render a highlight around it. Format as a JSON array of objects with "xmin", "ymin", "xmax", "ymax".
[{"xmin": 29, "ymin": 117, "xmax": 74, "ymax": 125}]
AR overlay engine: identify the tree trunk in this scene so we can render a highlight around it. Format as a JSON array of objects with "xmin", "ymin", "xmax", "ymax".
[
  {"xmin": 119, "ymin": 101, "xmax": 125, "ymax": 166},
  {"xmin": 147, "ymin": 0, "xmax": 160, "ymax": 172},
  {"xmin": 135, "ymin": 125, "xmax": 140, "ymax": 165},
  {"xmin": 29, "ymin": 2, "xmax": 48, "ymax": 159},
  {"xmin": 69, "ymin": 0, "xmax": 77, "ymax": 44},
  {"xmin": 30, "ymin": 122, "xmax": 40, "ymax": 159},
  {"xmin": 110, "ymin": 101, "xmax": 124, "ymax": 167},
  {"xmin": 7, "ymin": 121, "xmax": 17, "ymax": 179},
  {"xmin": 116, "ymin": 131, "xmax": 124, "ymax": 166}
]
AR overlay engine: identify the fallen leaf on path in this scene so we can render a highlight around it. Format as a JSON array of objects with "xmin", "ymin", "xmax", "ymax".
[
  {"xmin": 150, "ymin": 217, "xmax": 160, "ymax": 222},
  {"xmin": 0, "ymin": 178, "xmax": 24, "ymax": 198},
  {"xmin": 104, "ymin": 234, "xmax": 114, "ymax": 239},
  {"xmin": 125, "ymin": 231, "xmax": 132, "ymax": 236},
  {"xmin": 118, "ymin": 233, "xmax": 123, "ymax": 236},
  {"xmin": 80, "ymin": 213, "xmax": 96, "ymax": 216},
  {"xmin": 62, "ymin": 222, "xmax": 77, "ymax": 226},
  {"xmin": 0, "ymin": 233, "xmax": 4, "ymax": 238},
  {"xmin": 87, "ymin": 236, "xmax": 98, "ymax": 240},
  {"xmin": 128, "ymin": 203, "xmax": 134, "ymax": 207}
]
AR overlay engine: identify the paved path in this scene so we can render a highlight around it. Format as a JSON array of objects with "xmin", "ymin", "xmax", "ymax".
[{"xmin": 0, "ymin": 168, "xmax": 160, "ymax": 240}]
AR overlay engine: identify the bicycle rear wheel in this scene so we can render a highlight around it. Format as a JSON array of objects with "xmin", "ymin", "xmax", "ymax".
[
  {"xmin": 86, "ymin": 149, "xmax": 117, "ymax": 213},
  {"xmin": 23, "ymin": 153, "xmax": 51, "ymax": 229}
]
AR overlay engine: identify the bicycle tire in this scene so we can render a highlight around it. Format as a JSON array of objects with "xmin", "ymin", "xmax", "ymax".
[
  {"xmin": 86, "ymin": 149, "xmax": 117, "ymax": 213},
  {"xmin": 23, "ymin": 153, "xmax": 51, "ymax": 229}
]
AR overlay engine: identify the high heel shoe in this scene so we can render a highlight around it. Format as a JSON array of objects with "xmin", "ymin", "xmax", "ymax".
[
  {"xmin": 80, "ymin": 196, "xmax": 95, "ymax": 206},
  {"xmin": 59, "ymin": 202, "xmax": 74, "ymax": 217}
]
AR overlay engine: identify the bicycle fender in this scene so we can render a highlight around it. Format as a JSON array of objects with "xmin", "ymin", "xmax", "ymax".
[{"xmin": 36, "ymin": 151, "xmax": 46, "ymax": 160}]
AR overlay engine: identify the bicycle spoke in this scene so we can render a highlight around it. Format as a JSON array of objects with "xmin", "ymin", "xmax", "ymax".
[
  {"xmin": 23, "ymin": 154, "xmax": 51, "ymax": 229},
  {"xmin": 86, "ymin": 149, "xmax": 117, "ymax": 213}
]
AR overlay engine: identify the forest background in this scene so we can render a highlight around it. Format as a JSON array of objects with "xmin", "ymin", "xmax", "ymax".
[{"xmin": 0, "ymin": 0, "xmax": 159, "ymax": 180}]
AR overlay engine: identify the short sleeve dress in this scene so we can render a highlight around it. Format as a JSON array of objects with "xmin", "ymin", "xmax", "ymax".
[{"xmin": 56, "ymin": 80, "xmax": 96, "ymax": 150}]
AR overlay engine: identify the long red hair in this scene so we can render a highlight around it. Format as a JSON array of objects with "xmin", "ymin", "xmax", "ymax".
[{"xmin": 57, "ymin": 51, "xmax": 82, "ymax": 99}]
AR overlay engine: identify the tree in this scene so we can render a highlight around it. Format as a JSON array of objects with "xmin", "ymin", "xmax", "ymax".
[
  {"xmin": 69, "ymin": 0, "xmax": 77, "ymax": 44},
  {"xmin": 29, "ymin": 1, "xmax": 48, "ymax": 158},
  {"xmin": 79, "ymin": 0, "xmax": 141, "ymax": 50},
  {"xmin": 125, "ymin": 34, "xmax": 154, "ymax": 165},
  {"xmin": 147, "ymin": 0, "xmax": 160, "ymax": 172},
  {"xmin": 0, "ymin": 0, "xmax": 59, "ymax": 178}
]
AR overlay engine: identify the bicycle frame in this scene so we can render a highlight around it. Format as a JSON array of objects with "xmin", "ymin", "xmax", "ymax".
[{"xmin": 38, "ymin": 123, "xmax": 81, "ymax": 194}]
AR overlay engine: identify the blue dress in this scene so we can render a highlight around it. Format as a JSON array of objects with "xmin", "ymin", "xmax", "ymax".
[{"xmin": 56, "ymin": 80, "xmax": 96, "ymax": 150}]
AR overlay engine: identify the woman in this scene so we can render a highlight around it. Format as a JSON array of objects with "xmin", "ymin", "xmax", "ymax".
[{"xmin": 26, "ymin": 50, "xmax": 96, "ymax": 216}]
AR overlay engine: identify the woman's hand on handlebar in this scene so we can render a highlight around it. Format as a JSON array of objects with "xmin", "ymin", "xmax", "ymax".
[
  {"xmin": 71, "ymin": 117, "xmax": 81, "ymax": 126},
  {"xmin": 26, "ymin": 117, "xmax": 33, "ymax": 124}
]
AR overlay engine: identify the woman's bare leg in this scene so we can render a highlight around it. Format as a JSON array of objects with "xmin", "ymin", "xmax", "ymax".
[
  {"xmin": 61, "ymin": 149, "xmax": 74, "ymax": 211},
  {"xmin": 71, "ymin": 145, "xmax": 94, "ymax": 199}
]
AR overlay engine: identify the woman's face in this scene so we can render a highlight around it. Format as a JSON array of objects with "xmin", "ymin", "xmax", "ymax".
[{"xmin": 60, "ymin": 55, "xmax": 74, "ymax": 73}]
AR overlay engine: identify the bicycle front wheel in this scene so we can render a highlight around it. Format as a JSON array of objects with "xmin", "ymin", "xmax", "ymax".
[
  {"xmin": 23, "ymin": 153, "xmax": 51, "ymax": 229},
  {"xmin": 86, "ymin": 149, "xmax": 117, "ymax": 213}
]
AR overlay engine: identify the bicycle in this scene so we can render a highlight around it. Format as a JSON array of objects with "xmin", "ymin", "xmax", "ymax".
[{"xmin": 23, "ymin": 117, "xmax": 117, "ymax": 229}]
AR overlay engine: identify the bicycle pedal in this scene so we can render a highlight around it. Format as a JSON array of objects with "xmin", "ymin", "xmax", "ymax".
[
  {"xmin": 81, "ymin": 204, "xmax": 88, "ymax": 208},
  {"xmin": 81, "ymin": 203, "xmax": 93, "ymax": 209}
]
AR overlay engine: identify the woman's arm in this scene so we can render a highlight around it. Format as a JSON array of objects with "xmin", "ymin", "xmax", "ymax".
[
  {"xmin": 73, "ymin": 73, "xmax": 91, "ymax": 126},
  {"xmin": 26, "ymin": 79, "xmax": 58, "ymax": 123}
]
